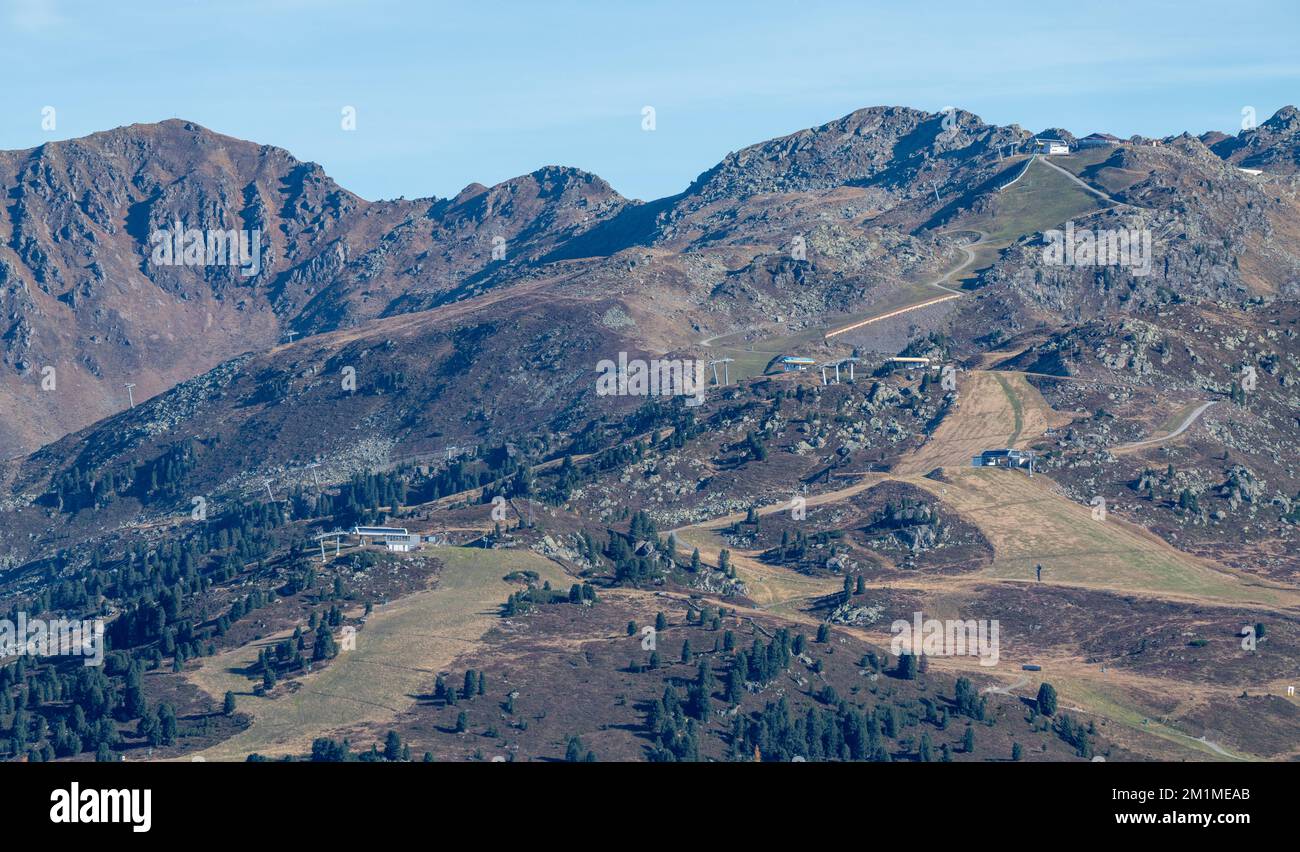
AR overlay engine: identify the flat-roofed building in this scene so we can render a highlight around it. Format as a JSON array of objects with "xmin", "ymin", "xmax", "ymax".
[
  {"xmin": 971, "ymin": 448, "xmax": 1036, "ymax": 472},
  {"xmin": 381, "ymin": 534, "xmax": 420, "ymax": 553},
  {"xmin": 352, "ymin": 526, "xmax": 418, "ymax": 551}
]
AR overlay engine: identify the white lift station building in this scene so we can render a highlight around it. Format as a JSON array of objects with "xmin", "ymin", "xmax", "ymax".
[
  {"xmin": 971, "ymin": 448, "xmax": 1036, "ymax": 475},
  {"xmin": 353, "ymin": 526, "xmax": 420, "ymax": 552}
]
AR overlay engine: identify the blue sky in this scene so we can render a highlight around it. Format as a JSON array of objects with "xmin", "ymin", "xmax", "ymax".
[{"xmin": 2, "ymin": 0, "xmax": 1296, "ymax": 202}]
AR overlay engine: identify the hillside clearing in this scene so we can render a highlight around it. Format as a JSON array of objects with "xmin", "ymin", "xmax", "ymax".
[
  {"xmin": 187, "ymin": 547, "xmax": 570, "ymax": 760},
  {"xmin": 892, "ymin": 370, "xmax": 1064, "ymax": 475},
  {"xmin": 909, "ymin": 469, "xmax": 1284, "ymax": 605}
]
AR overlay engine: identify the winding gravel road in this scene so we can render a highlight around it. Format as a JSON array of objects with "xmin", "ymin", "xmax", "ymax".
[{"xmin": 1116, "ymin": 400, "xmax": 1217, "ymax": 452}]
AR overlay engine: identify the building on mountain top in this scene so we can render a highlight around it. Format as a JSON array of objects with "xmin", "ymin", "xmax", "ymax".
[{"xmin": 1077, "ymin": 132, "xmax": 1121, "ymax": 148}]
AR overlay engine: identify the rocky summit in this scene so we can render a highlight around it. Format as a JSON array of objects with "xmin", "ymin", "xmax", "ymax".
[{"xmin": 2, "ymin": 101, "xmax": 1298, "ymax": 773}]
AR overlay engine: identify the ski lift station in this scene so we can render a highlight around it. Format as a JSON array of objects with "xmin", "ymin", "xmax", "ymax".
[
  {"xmin": 353, "ymin": 526, "xmax": 420, "ymax": 552},
  {"xmin": 971, "ymin": 448, "xmax": 1036, "ymax": 474}
]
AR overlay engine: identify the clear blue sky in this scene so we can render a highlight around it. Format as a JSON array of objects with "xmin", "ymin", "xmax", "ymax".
[{"xmin": 2, "ymin": 0, "xmax": 1296, "ymax": 202}]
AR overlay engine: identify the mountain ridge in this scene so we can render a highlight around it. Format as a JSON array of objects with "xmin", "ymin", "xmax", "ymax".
[{"xmin": 1, "ymin": 105, "xmax": 1297, "ymax": 458}]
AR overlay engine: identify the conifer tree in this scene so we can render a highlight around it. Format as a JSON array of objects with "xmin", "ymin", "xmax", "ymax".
[
  {"xmin": 384, "ymin": 731, "xmax": 402, "ymax": 760},
  {"xmin": 897, "ymin": 653, "xmax": 919, "ymax": 680},
  {"xmin": 1037, "ymin": 682, "xmax": 1058, "ymax": 716}
]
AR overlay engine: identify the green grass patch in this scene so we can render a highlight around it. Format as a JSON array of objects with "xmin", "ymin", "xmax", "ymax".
[
  {"xmin": 953, "ymin": 159, "xmax": 1104, "ymax": 284},
  {"xmin": 1064, "ymin": 679, "xmax": 1255, "ymax": 761},
  {"xmin": 993, "ymin": 373, "xmax": 1025, "ymax": 445}
]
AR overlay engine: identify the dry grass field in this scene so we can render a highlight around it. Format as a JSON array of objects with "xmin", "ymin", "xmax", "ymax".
[
  {"xmin": 892, "ymin": 370, "xmax": 1067, "ymax": 475},
  {"xmin": 907, "ymin": 469, "xmax": 1290, "ymax": 606},
  {"xmin": 187, "ymin": 547, "xmax": 570, "ymax": 760}
]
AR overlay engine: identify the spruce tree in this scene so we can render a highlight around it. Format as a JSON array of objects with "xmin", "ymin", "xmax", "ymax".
[
  {"xmin": 1036, "ymin": 682, "xmax": 1058, "ymax": 716},
  {"xmin": 384, "ymin": 731, "xmax": 402, "ymax": 761},
  {"xmin": 897, "ymin": 653, "xmax": 919, "ymax": 680}
]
